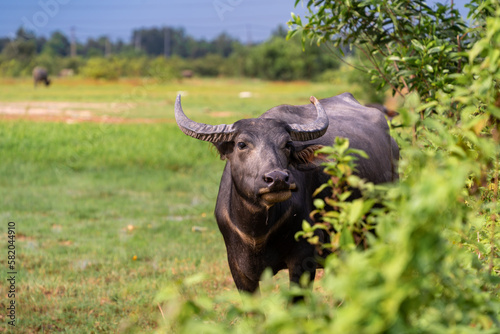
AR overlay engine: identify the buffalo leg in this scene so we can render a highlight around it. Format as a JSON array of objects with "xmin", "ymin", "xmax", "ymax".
[
  {"xmin": 227, "ymin": 259, "xmax": 259, "ymax": 293},
  {"xmin": 289, "ymin": 263, "xmax": 316, "ymax": 287},
  {"xmin": 288, "ymin": 258, "xmax": 317, "ymax": 302}
]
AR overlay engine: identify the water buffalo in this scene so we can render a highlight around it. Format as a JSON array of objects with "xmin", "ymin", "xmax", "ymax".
[
  {"xmin": 175, "ymin": 93, "xmax": 398, "ymax": 293},
  {"xmin": 365, "ymin": 103, "xmax": 399, "ymax": 120},
  {"xmin": 33, "ymin": 67, "xmax": 51, "ymax": 87}
]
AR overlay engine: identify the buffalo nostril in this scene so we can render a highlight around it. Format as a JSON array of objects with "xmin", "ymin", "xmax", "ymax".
[
  {"xmin": 264, "ymin": 176, "xmax": 274, "ymax": 184},
  {"xmin": 264, "ymin": 171, "xmax": 290, "ymax": 185}
]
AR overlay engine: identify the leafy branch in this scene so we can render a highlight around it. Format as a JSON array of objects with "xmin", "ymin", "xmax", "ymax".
[{"xmin": 288, "ymin": 0, "xmax": 469, "ymax": 102}]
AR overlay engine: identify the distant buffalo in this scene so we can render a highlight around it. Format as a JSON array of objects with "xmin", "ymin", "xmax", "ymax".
[
  {"xmin": 181, "ymin": 70, "xmax": 194, "ymax": 78},
  {"xmin": 33, "ymin": 67, "xmax": 51, "ymax": 87}
]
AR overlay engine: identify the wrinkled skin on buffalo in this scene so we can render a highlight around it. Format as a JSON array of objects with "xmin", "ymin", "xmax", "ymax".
[{"xmin": 175, "ymin": 93, "xmax": 399, "ymax": 293}]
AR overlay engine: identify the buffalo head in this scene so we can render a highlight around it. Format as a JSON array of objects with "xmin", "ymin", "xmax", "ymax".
[{"xmin": 175, "ymin": 95, "xmax": 328, "ymax": 207}]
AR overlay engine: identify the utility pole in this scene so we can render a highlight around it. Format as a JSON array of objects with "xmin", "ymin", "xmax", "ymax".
[
  {"xmin": 105, "ymin": 37, "xmax": 111, "ymax": 57},
  {"xmin": 246, "ymin": 24, "xmax": 252, "ymax": 46},
  {"xmin": 135, "ymin": 31, "xmax": 141, "ymax": 51},
  {"xmin": 70, "ymin": 26, "xmax": 76, "ymax": 57},
  {"xmin": 164, "ymin": 27, "xmax": 170, "ymax": 58}
]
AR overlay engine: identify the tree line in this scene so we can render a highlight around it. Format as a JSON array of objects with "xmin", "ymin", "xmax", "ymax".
[{"xmin": 0, "ymin": 26, "xmax": 340, "ymax": 81}]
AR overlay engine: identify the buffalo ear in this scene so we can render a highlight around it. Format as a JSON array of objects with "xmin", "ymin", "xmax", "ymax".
[
  {"xmin": 214, "ymin": 141, "xmax": 234, "ymax": 160},
  {"xmin": 292, "ymin": 144, "xmax": 326, "ymax": 171}
]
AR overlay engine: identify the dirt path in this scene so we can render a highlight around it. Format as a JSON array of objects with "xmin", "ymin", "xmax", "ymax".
[{"xmin": 0, "ymin": 101, "xmax": 172, "ymax": 124}]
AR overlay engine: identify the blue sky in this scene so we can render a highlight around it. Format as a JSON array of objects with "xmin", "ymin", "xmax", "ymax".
[{"xmin": 0, "ymin": 0, "xmax": 470, "ymax": 43}]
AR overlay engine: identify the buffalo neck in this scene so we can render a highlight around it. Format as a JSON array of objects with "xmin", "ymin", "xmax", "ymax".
[{"xmin": 227, "ymin": 180, "xmax": 292, "ymax": 239}]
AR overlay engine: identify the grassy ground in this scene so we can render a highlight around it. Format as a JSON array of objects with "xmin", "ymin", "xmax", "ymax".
[{"xmin": 0, "ymin": 77, "xmax": 361, "ymax": 333}]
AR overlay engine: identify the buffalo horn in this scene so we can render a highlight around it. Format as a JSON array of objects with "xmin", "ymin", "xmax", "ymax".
[
  {"xmin": 287, "ymin": 96, "xmax": 329, "ymax": 142},
  {"xmin": 175, "ymin": 94, "xmax": 235, "ymax": 143}
]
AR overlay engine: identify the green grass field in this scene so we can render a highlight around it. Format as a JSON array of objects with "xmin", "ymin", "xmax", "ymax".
[{"xmin": 0, "ymin": 77, "xmax": 363, "ymax": 333}]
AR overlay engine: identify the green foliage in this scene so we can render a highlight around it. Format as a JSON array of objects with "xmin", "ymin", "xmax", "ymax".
[
  {"xmin": 121, "ymin": 56, "xmax": 149, "ymax": 77},
  {"xmin": 0, "ymin": 29, "xmax": 37, "ymax": 77},
  {"xmin": 0, "ymin": 22, "xmax": 342, "ymax": 81},
  {"xmin": 130, "ymin": 28, "xmax": 240, "ymax": 58},
  {"xmin": 189, "ymin": 54, "xmax": 226, "ymax": 77},
  {"xmin": 60, "ymin": 56, "xmax": 85, "ymax": 75},
  {"xmin": 80, "ymin": 57, "xmax": 123, "ymax": 80},
  {"xmin": 147, "ymin": 56, "xmax": 183, "ymax": 81},
  {"xmin": 42, "ymin": 31, "xmax": 71, "ymax": 57},
  {"xmin": 315, "ymin": 58, "xmax": 385, "ymax": 103},
  {"xmin": 1, "ymin": 29, "xmax": 36, "ymax": 62},
  {"xmin": 241, "ymin": 35, "xmax": 339, "ymax": 81},
  {"xmin": 296, "ymin": 137, "xmax": 378, "ymax": 251},
  {"xmin": 289, "ymin": 0, "xmax": 471, "ymax": 101},
  {"xmin": 0, "ymin": 59, "xmax": 28, "ymax": 77}
]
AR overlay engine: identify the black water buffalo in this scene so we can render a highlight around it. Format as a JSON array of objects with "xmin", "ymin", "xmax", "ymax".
[
  {"xmin": 175, "ymin": 93, "xmax": 398, "ymax": 293},
  {"xmin": 33, "ymin": 67, "xmax": 51, "ymax": 87},
  {"xmin": 365, "ymin": 103, "xmax": 399, "ymax": 120}
]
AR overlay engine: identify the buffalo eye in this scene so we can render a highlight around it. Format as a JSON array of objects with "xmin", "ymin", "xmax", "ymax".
[
  {"xmin": 237, "ymin": 142, "xmax": 247, "ymax": 150},
  {"xmin": 284, "ymin": 141, "xmax": 294, "ymax": 152}
]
